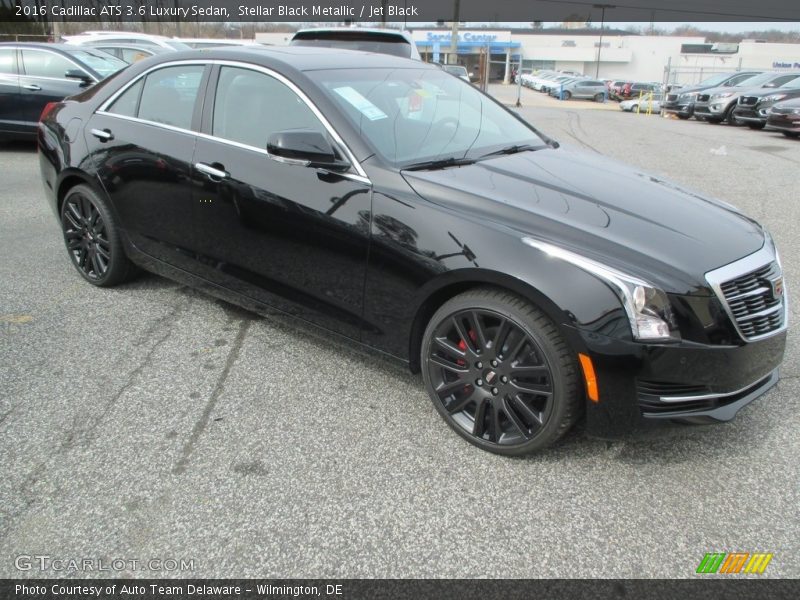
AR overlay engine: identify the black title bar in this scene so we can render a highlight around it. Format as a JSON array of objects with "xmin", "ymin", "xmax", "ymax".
[
  {"xmin": 2, "ymin": 579, "xmax": 800, "ymax": 600},
  {"xmin": 2, "ymin": 0, "xmax": 800, "ymax": 23}
]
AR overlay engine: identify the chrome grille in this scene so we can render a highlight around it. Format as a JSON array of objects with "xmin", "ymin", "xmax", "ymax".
[
  {"xmin": 706, "ymin": 244, "xmax": 787, "ymax": 342},
  {"xmin": 697, "ymin": 94, "xmax": 710, "ymax": 102},
  {"xmin": 667, "ymin": 93, "xmax": 678, "ymax": 102}
]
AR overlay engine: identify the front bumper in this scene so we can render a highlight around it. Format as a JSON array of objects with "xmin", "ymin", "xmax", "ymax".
[
  {"xmin": 733, "ymin": 105, "xmax": 768, "ymax": 125},
  {"xmin": 569, "ymin": 326, "xmax": 787, "ymax": 439},
  {"xmin": 767, "ymin": 114, "xmax": 800, "ymax": 133},
  {"xmin": 663, "ymin": 102, "xmax": 693, "ymax": 117}
]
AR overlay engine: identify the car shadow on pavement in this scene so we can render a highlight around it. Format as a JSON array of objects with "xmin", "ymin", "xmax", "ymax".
[{"xmin": 0, "ymin": 140, "xmax": 37, "ymax": 153}]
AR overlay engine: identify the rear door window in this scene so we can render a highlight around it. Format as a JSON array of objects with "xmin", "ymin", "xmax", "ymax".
[
  {"xmin": 0, "ymin": 49, "xmax": 16, "ymax": 75},
  {"xmin": 137, "ymin": 65, "xmax": 204, "ymax": 129},
  {"xmin": 20, "ymin": 49, "xmax": 78, "ymax": 79}
]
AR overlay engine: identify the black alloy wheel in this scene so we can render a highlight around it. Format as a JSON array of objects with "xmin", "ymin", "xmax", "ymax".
[
  {"xmin": 421, "ymin": 289, "xmax": 581, "ymax": 455},
  {"xmin": 60, "ymin": 184, "xmax": 136, "ymax": 287},
  {"xmin": 594, "ymin": 93, "xmax": 605, "ymax": 102}
]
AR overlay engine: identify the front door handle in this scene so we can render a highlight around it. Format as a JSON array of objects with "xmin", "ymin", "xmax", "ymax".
[
  {"xmin": 22, "ymin": 84, "xmax": 41, "ymax": 91},
  {"xmin": 195, "ymin": 162, "xmax": 229, "ymax": 180},
  {"xmin": 90, "ymin": 128, "xmax": 114, "ymax": 142}
]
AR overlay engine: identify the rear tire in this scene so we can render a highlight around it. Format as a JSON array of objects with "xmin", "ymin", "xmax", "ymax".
[
  {"xmin": 594, "ymin": 93, "xmax": 605, "ymax": 102},
  {"xmin": 782, "ymin": 131, "xmax": 799, "ymax": 138},
  {"xmin": 421, "ymin": 288, "xmax": 581, "ymax": 456},
  {"xmin": 60, "ymin": 184, "xmax": 137, "ymax": 287}
]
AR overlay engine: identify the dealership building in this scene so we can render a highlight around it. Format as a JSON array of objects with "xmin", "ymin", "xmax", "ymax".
[{"xmin": 257, "ymin": 27, "xmax": 800, "ymax": 85}]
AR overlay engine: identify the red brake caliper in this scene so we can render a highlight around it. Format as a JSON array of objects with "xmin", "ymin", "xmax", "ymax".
[{"xmin": 456, "ymin": 330, "xmax": 478, "ymax": 367}]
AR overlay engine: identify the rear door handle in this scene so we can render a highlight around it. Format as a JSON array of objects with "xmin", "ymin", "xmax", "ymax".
[
  {"xmin": 195, "ymin": 162, "xmax": 229, "ymax": 180},
  {"xmin": 90, "ymin": 128, "xmax": 114, "ymax": 142},
  {"xmin": 22, "ymin": 84, "xmax": 41, "ymax": 91}
]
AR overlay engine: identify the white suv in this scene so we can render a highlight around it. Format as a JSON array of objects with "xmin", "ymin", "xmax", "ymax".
[{"xmin": 62, "ymin": 32, "xmax": 190, "ymax": 52}]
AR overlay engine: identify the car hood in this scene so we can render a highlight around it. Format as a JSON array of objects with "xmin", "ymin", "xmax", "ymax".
[{"xmin": 401, "ymin": 147, "xmax": 765, "ymax": 293}]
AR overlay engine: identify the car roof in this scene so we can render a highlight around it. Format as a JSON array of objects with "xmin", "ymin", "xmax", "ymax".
[{"xmin": 147, "ymin": 45, "xmax": 431, "ymax": 73}]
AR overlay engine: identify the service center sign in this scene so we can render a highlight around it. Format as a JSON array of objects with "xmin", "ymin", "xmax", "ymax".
[{"xmin": 412, "ymin": 30, "xmax": 512, "ymax": 44}]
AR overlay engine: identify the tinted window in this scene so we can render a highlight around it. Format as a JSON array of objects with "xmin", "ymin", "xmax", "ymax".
[
  {"xmin": 291, "ymin": 31, "xmax": 412, "ymax": 58},
  {"xmin": 212, "ymin": 66, "xmax": 326, "ymax": 149},
  {"xmin": 20, "ymin": 50, "xmax": 78, "ymax": 79},
  {"xmin": 107, "ymin": 78, "xmax": 144, "ymax": 117},
  {"xmin": 0, "ymin": 49, "xmax": 15, "ymax": 75},
  {"xmin": 138, "ymin": 65, "xmax": 204, "ymax": 129},
  {"xmin": 771, "ymin": 74, "xmax": 800, "ymax": 87}
]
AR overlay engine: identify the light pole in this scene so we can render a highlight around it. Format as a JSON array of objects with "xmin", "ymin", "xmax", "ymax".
[
  {"xmin": 593, "ymin": 4, "xmax": 615, "ymax": 79},
  {"xmin": 449, "ymin": 0, "xmax": 460, "ymax": 65}
]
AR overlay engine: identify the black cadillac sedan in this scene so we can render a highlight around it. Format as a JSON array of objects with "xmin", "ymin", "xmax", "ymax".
[
  {"xmin": 38, "ymin": 47, "xmax": 788, "ymax": 455},
  {"xmin": 0, "ymin": 42, "xmax": 126, "ymax": 141}
]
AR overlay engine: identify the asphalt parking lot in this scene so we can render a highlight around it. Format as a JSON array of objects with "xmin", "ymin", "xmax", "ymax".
[{"xmin": 1, "ymin": 85, "xmax": 798, "ymax": 579}]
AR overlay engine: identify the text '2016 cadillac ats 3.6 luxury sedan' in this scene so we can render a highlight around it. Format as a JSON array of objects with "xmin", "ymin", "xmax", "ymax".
[{"xmin": 38, "ymin": 47, "xmax": 788, "ymax": 455}]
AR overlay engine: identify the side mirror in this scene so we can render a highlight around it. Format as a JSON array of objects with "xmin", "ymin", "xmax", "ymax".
[
  {"xmin": 65, "ymin": 69, "xmax": 93, "ymax": 86},
  {"xmin": 266, "ymin": 130, "xmax": 350, "ymax": 171}
]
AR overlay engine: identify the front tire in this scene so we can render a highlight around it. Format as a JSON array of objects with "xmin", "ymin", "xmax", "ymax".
[
  {"xmin": 60, "ymin": 184, "xmax": 136, "ymax": 287},
  {"xmin": 421, "ymin": 288, "xmax": 581, "ymax": 455},
  {"xmin": 562, "ymin": 91, "xmax": 572, "ymax": 100}
]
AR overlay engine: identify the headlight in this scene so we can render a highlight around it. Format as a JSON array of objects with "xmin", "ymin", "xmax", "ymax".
[
  {"xmin": 761, "ymin": 94, "xmax": 787, "ymax": 103},
  {"xmin": 710, "ymin": 92, "xmax": 733, "ymax": 100},
  {"xmin": 522, "ymin": 238, "xmax": 680, "ymax": 342},
  {"xmin": 678, "ymin": 92, "xmax": 698, "ymax": 101}
]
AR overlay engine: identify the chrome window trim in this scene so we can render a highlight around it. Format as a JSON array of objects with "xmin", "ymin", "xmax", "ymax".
[
  {"xmin": 95, "ymin": 59, "xmax": 371, "ymax": 183},
  {"xmin": 705, "ymin": 236, "xmax": 789, "ymax": 343}
]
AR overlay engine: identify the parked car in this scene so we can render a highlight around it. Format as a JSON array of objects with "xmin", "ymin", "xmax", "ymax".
[
  {"xmin": 619, "ymin": 95, "xmax": 663, "ymax": 113},
  {"xmin": 38, "ymin": 47, "xmax": 787, "ymax": 455},
  {"xmin": 63, "ymin": 31, "xmax": 191, "ymax": 51},
  {"xmin": 609, "ymin": 81, "xmax": 632, "ymax": 101},
  {"xmin": 551, "ymin": 78, "xmax": 607, "ymax": 101},
  {"xmin": 84, "ymin": 43, "xmax": 169, "ymax": 64},
  {"xmin": 441, "ymin": 64, "xmax": 472, "ymax": 82},
  {"xmin": 0, "ymin": 42, "xmax": 126, "ymax": 141},
  {"xmin": 289, "ymin": 28, "xmax": 420, "ymax": 60},
  {"xmin": 662, "ymin": 71, "xmax": 763, "ymax": 119},
  {"xmin": 619, "ymin": 82, "xmax": 660, "ymax": 100},
  {"xmin": 766, "ymin": 97, "xmax": 800, "ymax": 137},
  {"xmin": 694, "ymin": 71, "xmax": 800, "ymax": 124},
  {"xmin": 540, "ymin": 75, "xmax": 575, "ymax": 93},
  {"xmin": 175, "ymin": 38, "xmax": 263, "ymax": 49},
  {"xmin": 732, "ymin": 83, "xmax": 800, "ymax": 129}
]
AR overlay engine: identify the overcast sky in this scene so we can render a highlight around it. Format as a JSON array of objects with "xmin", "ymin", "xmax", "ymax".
[{"xmin": 450, "ymin": 21, "xmax": 800, "ymax": 32}]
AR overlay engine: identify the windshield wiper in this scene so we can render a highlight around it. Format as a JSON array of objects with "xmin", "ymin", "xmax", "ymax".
[
  {"xmin": 402, "ymin": 156, "xmax": 477, "ymax": 171},
  {"xmin": 477, "ymin": 144, "xmax": 545, "ymax": 160}
]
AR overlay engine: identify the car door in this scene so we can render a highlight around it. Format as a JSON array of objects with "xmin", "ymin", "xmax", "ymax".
[
  {"xmin": 0, "ymin": 47, "xmax": 20, "ymax": 136},
  {"xmin": 190, "ymin": 64, "xmax": 372, "ymax": 340},
  {"xmin": 84, "ymin": 63, "xmax": 209, "ymax": 269},
  {"xmin": 17, "ymin": 48, "xmax": 90, "ymax": 132}
]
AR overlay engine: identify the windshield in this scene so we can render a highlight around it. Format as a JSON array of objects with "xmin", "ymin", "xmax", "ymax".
[
  {"xmin": 444, "ymin": 66, "xmax": 468, "ymax": 76},
  {"xmin": 698, "ymin": 72, "xmax": 741, "ymax": 87},
  {"xmin": 66, "ymin": 48, "xmax": 127, "ymax": 78},
  {"xmin": 309, "ymin": 67, "xmax": 545, "ymax": 167},
  {"xmin": 734, "ymin": 72, "xmax": 786, "ymax": 88},
  {"xmin": 780, "ymin": 75, "xmax": 800, "ymax": 88}
]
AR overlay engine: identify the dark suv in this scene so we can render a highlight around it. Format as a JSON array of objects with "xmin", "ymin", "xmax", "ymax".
[
  {"xmin": 733, "ymin": 84, "xmax": 800, "ymax": 129},
  {"xmin": 662, "ymin": 71, "xmax": 762, "ymax": 119}
]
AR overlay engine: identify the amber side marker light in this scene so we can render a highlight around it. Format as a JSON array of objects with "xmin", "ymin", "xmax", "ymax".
[{"xmin": 578, "ymin": 353, "xmax": 599, "ymax": 403}]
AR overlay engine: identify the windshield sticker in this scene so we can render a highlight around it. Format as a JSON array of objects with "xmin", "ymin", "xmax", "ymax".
[{"xmin": 334, "ymin": 86, "xmax": 388, "ymax": 121}]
